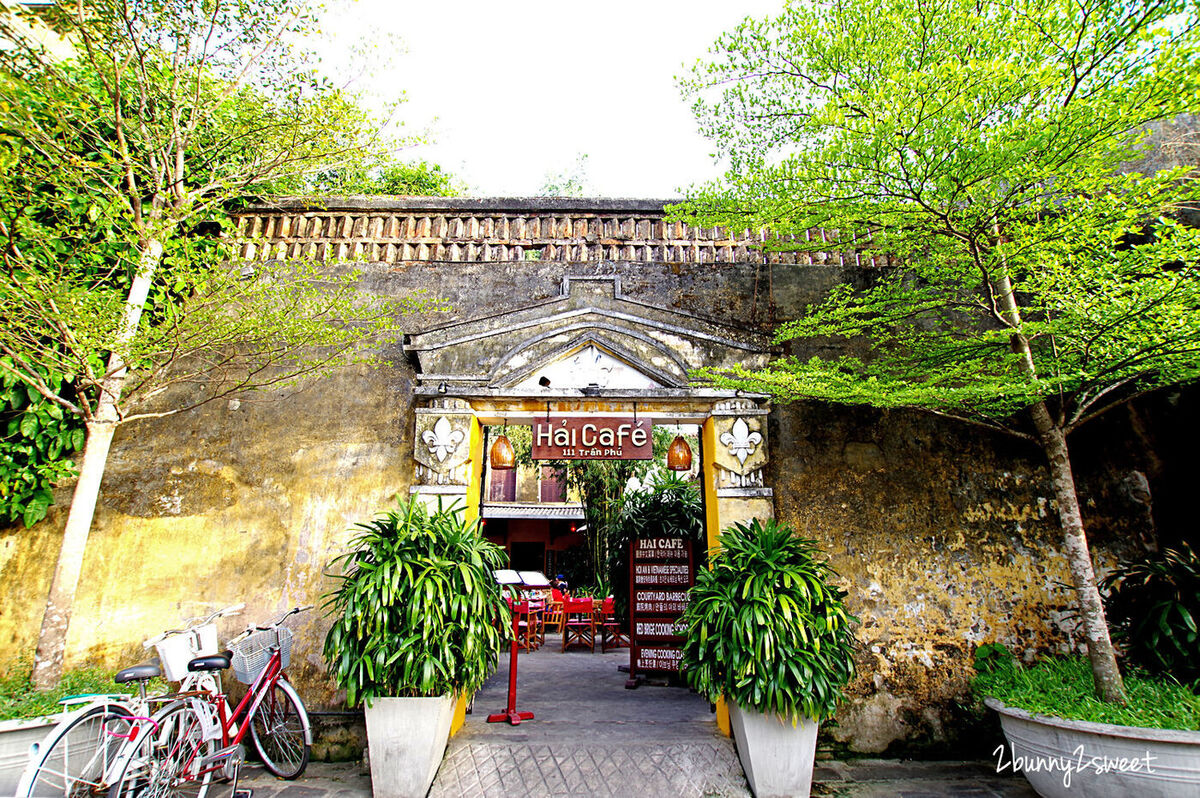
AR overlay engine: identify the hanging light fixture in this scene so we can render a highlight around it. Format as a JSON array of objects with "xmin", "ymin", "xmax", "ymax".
[
  {"xmin": 490, "ymin": 430, "xmax": 515, "ymax": 470},
  {"xmin": 666, "ymin": 435, "xmax": 692, "ymax": 471}
]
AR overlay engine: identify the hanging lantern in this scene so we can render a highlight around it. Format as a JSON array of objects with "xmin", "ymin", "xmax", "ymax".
[
  {"xmin": 666, "ymin": 435, "xmax": 692, "ymax": 471},
  {"xmin": 490, "ymin": 434, "xmax": 516, "ymax": 470}
]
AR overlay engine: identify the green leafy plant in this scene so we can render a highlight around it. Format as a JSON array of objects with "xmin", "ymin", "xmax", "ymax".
[
  {"xmin": 676, "ymin": 0, "xmax": 1200, "ymax": 705},
  {"xmin": 1, "ymin": 362, "xmax": 84, "ymax": 528},
  {"xmin": 973, "ymin": 646, "xmax": 1200, "ymax": 730},
  {"xmin": 1102, "ymin": 543, "xmax": 1200, "ymax": 685},
  {"xmin": 681, "ymin": 517, "xmax": 857, "ymax": 722},
  {"xmin": 322, "ymin": 498, "xmax": 510, "ymax": 706},
  {"xmin": 609, "ymin": 470, "xmax": 705, "ymax": 619},
  {"xmin": 0, "ymin": 659, "xmax": 163, "ymax": 722}
]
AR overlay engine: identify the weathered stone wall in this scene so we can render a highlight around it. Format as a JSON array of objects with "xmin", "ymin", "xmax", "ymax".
[
  {"xmin": 0, "ymin": 362, "xmax": 418, "ymax": 708},
  {"xmin": 0, "ymin": 198, "xmax": 1190, "ymax": 756}
]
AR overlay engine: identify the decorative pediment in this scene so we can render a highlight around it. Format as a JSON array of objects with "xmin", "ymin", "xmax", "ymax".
[{"xmin": 405, "ymin": 276, "xmax": 773, "ymax": 391}]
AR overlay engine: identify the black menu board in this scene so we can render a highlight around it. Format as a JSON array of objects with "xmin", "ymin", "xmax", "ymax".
[{"xmin": 626, "ymin": 537, "xmax": 695, "ymax": 687}]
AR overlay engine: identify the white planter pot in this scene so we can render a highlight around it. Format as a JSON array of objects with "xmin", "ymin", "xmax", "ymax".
[
  {"xmin": 363, "ymin": 694, "xmax": 455, "ymax": 798},
  {"xmin": 727, "ymin": 702, "xmax": 819, "ymax": 798},
  {"xmin": 986, "ymin": 697, "xmax": 1200, "ymax": 798},
  {"xmin": 0, "ymin": 715, "xmax": 57, "ymax": 796}
]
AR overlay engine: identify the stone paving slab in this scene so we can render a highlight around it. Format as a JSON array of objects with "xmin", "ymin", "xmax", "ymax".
[
  {"xmin": 813, "ymin": 759, "xmax": 1038, "ymax": 798},
  {"xmin": 430, "ymin": 741, "xmax": 750, "ymax": 798},
  {"xmin": 235, "ymin": 763, "xmax": 371, "ymax": 797},
  {"xmin": 234, "ymin": 756, "xmax": 1039, "ymax": 797}
]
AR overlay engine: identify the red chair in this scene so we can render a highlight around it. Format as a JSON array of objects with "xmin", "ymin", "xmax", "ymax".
[
  {"xmin": 599, "ymin": 597, "xmax": 628, "ymax": 652},
  {"xmin": 561, "ymin": 597, "xmax": 595, "ymax": 652}
]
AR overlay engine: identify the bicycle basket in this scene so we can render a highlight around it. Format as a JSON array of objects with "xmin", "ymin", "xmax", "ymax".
[
  {"xmin": 231, "ymin": 627, "xmax": 293, "ymax": 685},
  {"xmin": 155, "ymin": 624, "xmax": 219, "ymax": 682}
]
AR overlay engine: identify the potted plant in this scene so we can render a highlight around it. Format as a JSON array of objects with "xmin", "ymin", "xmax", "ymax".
[
  {"xmin": 975, "ymin": 544, "xmax": 1200, "ymax": 798},
  {"xmin": 680, "ymin": 517, "xmax": 857, "ymax": 798},
  {"xmin": 322, "ymin": 498, "xmax": 509, "ymax": 798}
]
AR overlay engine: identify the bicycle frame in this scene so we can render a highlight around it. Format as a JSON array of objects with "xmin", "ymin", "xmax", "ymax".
[
  {"xmin": 217, "ymin": 643, "xmax": 288, "ymax": 751},
  {"xmin": 157, "ymin": 642, "xmax": 294, "ymax": 786}
]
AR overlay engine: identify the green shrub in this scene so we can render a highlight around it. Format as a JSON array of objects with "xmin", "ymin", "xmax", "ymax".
[
  {"xmin": 322, "ymin": 498, "xmax": 510, "ymax": 706},
  {"xmin": 680, "ymin": 517, "xmax": 857, "ymax": 722},
  {"xmin": 0, "ymin": 660, "xmax": 157, "ymax": 721},
  {"xmin": 973, "ymin": 644, "xmax": 1200, "ymax": 730},
  {"xmin": 609, "ymin": 470, "xmax": 705, "ymax": 619},
  {"xmin": 1102, "ymin": 543, "xmax": 1200, "ymax": 685}
]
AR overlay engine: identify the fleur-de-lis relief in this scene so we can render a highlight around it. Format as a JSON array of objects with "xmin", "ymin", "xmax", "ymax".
[
  {"xmin": 720, "ymin": 418, "xmax": 762, "ymax": 465},
  {"xmin": 422, "ymin": 416, "xmax": 465, "ymax": 463}
]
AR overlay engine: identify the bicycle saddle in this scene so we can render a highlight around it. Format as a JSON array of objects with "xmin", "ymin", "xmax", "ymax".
[
  {"xmin": 115, "ymin": 659, "xmax": 162, "ymax": 683},
  {"xmin": 188, "ymin": 652, "xmax": 231, "ymax": 672}
]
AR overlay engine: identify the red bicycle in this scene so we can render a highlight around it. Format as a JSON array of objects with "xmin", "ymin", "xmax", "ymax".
[{"xmin": 107, "ymin": 606, "xmax": 313, "ymax": 797}]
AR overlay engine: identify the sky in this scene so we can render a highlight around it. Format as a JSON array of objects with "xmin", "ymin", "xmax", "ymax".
[{"xmin": 317, "ymin": 0, "xmax": 783, "ymax": 198}]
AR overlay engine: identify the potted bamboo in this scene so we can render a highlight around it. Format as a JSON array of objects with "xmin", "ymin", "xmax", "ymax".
[
  {"xmin": 680, "ymin": 517, "xmax": 858, "ymax": 798},
  {"xmin": 322, "ymin": 498, "xmax": 509, "ymax": 798}
]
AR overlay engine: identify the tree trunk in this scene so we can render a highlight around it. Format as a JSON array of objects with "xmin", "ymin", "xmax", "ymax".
[
  {"xmin": 1030, "ymin": 401, "xmax": 1128, "ymax": 704},
  {"xmin": 30, "ymin": 238, "xmax": 162, "ymax": 689},
  {"xmin": 30, "ymin": 418, "xmax": 117, "ymax": 689}
]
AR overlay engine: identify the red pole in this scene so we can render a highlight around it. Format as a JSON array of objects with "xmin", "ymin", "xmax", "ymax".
[{"xmin": 488, "ymin": 602, "xmax": 534, "ymax": 725}]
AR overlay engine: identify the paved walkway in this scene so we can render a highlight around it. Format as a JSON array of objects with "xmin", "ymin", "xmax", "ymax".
[
  {"xmin": 430, "ymin": 646, "xmax": 746, "ymax": 797},
  {"xmin": 233, "ymin": 643, "xmax": 1037, "ymax": 797}
]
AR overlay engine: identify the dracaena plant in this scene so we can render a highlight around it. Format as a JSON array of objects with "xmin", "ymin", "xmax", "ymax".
[
  {"xmin": 322, "ymin": 498, "xmax": 510, "ymax": 706},
  {"xmin": 1102, "ymin": 543, "xmax": 1200, "ymax": 686},
  {"xmin": 681, "ymin": 517, "xmax": 858, "ymax": 722}
]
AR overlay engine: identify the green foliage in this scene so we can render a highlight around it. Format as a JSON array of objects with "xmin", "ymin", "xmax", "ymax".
[
  {"xmin": 608, "ymin": 471, "xmax": 705, "ymax": 619},
  {"xmin": 681, "ymin": 517, "xmax": 857, "ymax": 722},
  {"xmin": 0, "ymin": 361, "xmax": 83, "ymax": 527},
  {"xmin": 1102, "ymin": 543, "xmax": 1200, "ymax": 685},
  {"xmin": 677, "ymin": 0, "xmax": 1200, "ymax": 437},
  {"xmin": 322, "ymin": 498, "xmax": 511, "ymax": 706},
  {"xmin": 0, "ymin": 0, "xmax": 422, "ymax": 435},
  {"xmin": 973, "ymin": 648, "xmax": 1200, "ymax": 730},
  {"xmin": 0, "ymin": 659, "xmax": 161, "ymax": 721}
]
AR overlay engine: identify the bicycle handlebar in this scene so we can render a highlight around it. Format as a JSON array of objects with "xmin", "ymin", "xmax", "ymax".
[
  {"xmin": 143, "ymin": 603, "xmax": 245, "ymax": 648},
  {"xmin": 255, "ymin": 605, "xmax": 313, "ymax": 631}
]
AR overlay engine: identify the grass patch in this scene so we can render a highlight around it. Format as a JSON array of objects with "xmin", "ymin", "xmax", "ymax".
[
  {"xmin": 0, "ymin": 660, "xmax": 156, "ymax": 722},
  {"xmin": 973, "ymin": 649, "xmax": 1200, "ymax": 731}
]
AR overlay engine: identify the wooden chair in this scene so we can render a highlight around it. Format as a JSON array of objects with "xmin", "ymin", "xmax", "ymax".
[
  {"xmin": 510, "ymin": 599, "xmax": 541, "ymax": 652},
  {"xmin": 561, "ymin": 597, "xmax": 595, "ymax": 652},
  {"xmin": 599, "ymin": 596, "xmax": 628, "ymax": 652},
  {"xmin": 526, "ymin": 597, "xmax": 546, "ymax": 648},
  {"xmin": 542, "ymin": 596, "xmax": 565, "ymax": 637}
]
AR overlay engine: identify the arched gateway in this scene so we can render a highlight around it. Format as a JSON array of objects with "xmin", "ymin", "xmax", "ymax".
[
  {"xmin": 404, "ymin": 274, "xmax": 777, "ymax": 734},
  {"xmin": 405, "ymin": 273, "xmax": 775, "ymax": 530}
]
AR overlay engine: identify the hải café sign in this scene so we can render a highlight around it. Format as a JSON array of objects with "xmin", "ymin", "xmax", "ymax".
[{"xmin": 532, "ymin": 416, "xmax": 652, "ymax": 460}]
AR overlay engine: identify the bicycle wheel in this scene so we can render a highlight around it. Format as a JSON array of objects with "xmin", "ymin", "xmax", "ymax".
[
  {"xmin": 107, "ymin": 701, "xmax": 215, "ymax": 798},
  {"xmin": 18, "ymin": 702, "xmax": 133, "ymax": 797},
  {"xmin": 248, "ymin": 679, "xmax": 309, "ymax": 779}
]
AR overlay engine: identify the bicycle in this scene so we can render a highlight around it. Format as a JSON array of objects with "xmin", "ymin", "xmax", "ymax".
[
  {"xmin": 15, "ymin": 605, "xmax": 243, "ymax": 798},
  {"xmin": 105, "ymin": 606, "xmax": 313, "ymax": 798}
]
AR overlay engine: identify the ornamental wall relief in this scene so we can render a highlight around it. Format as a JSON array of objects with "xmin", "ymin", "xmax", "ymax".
[{"xmin": 413, "ymin": 399, "xmax": 474, "ymax": 486}]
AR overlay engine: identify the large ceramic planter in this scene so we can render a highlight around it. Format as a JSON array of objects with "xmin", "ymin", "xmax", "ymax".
[
  {"xmin": 727, "ymin": 702, "xmax": 820, "ymax": 798},
  {"xmin": 363, "ymin": 694, "xmax": 455, "ymax": 798},
  {"xmin": 986, "ymin": 697, "xmax": 1200, "ymax": 798},
  {"xmin": 0, "ymin": 715, "xmax": 57, "ymax": 796}
]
